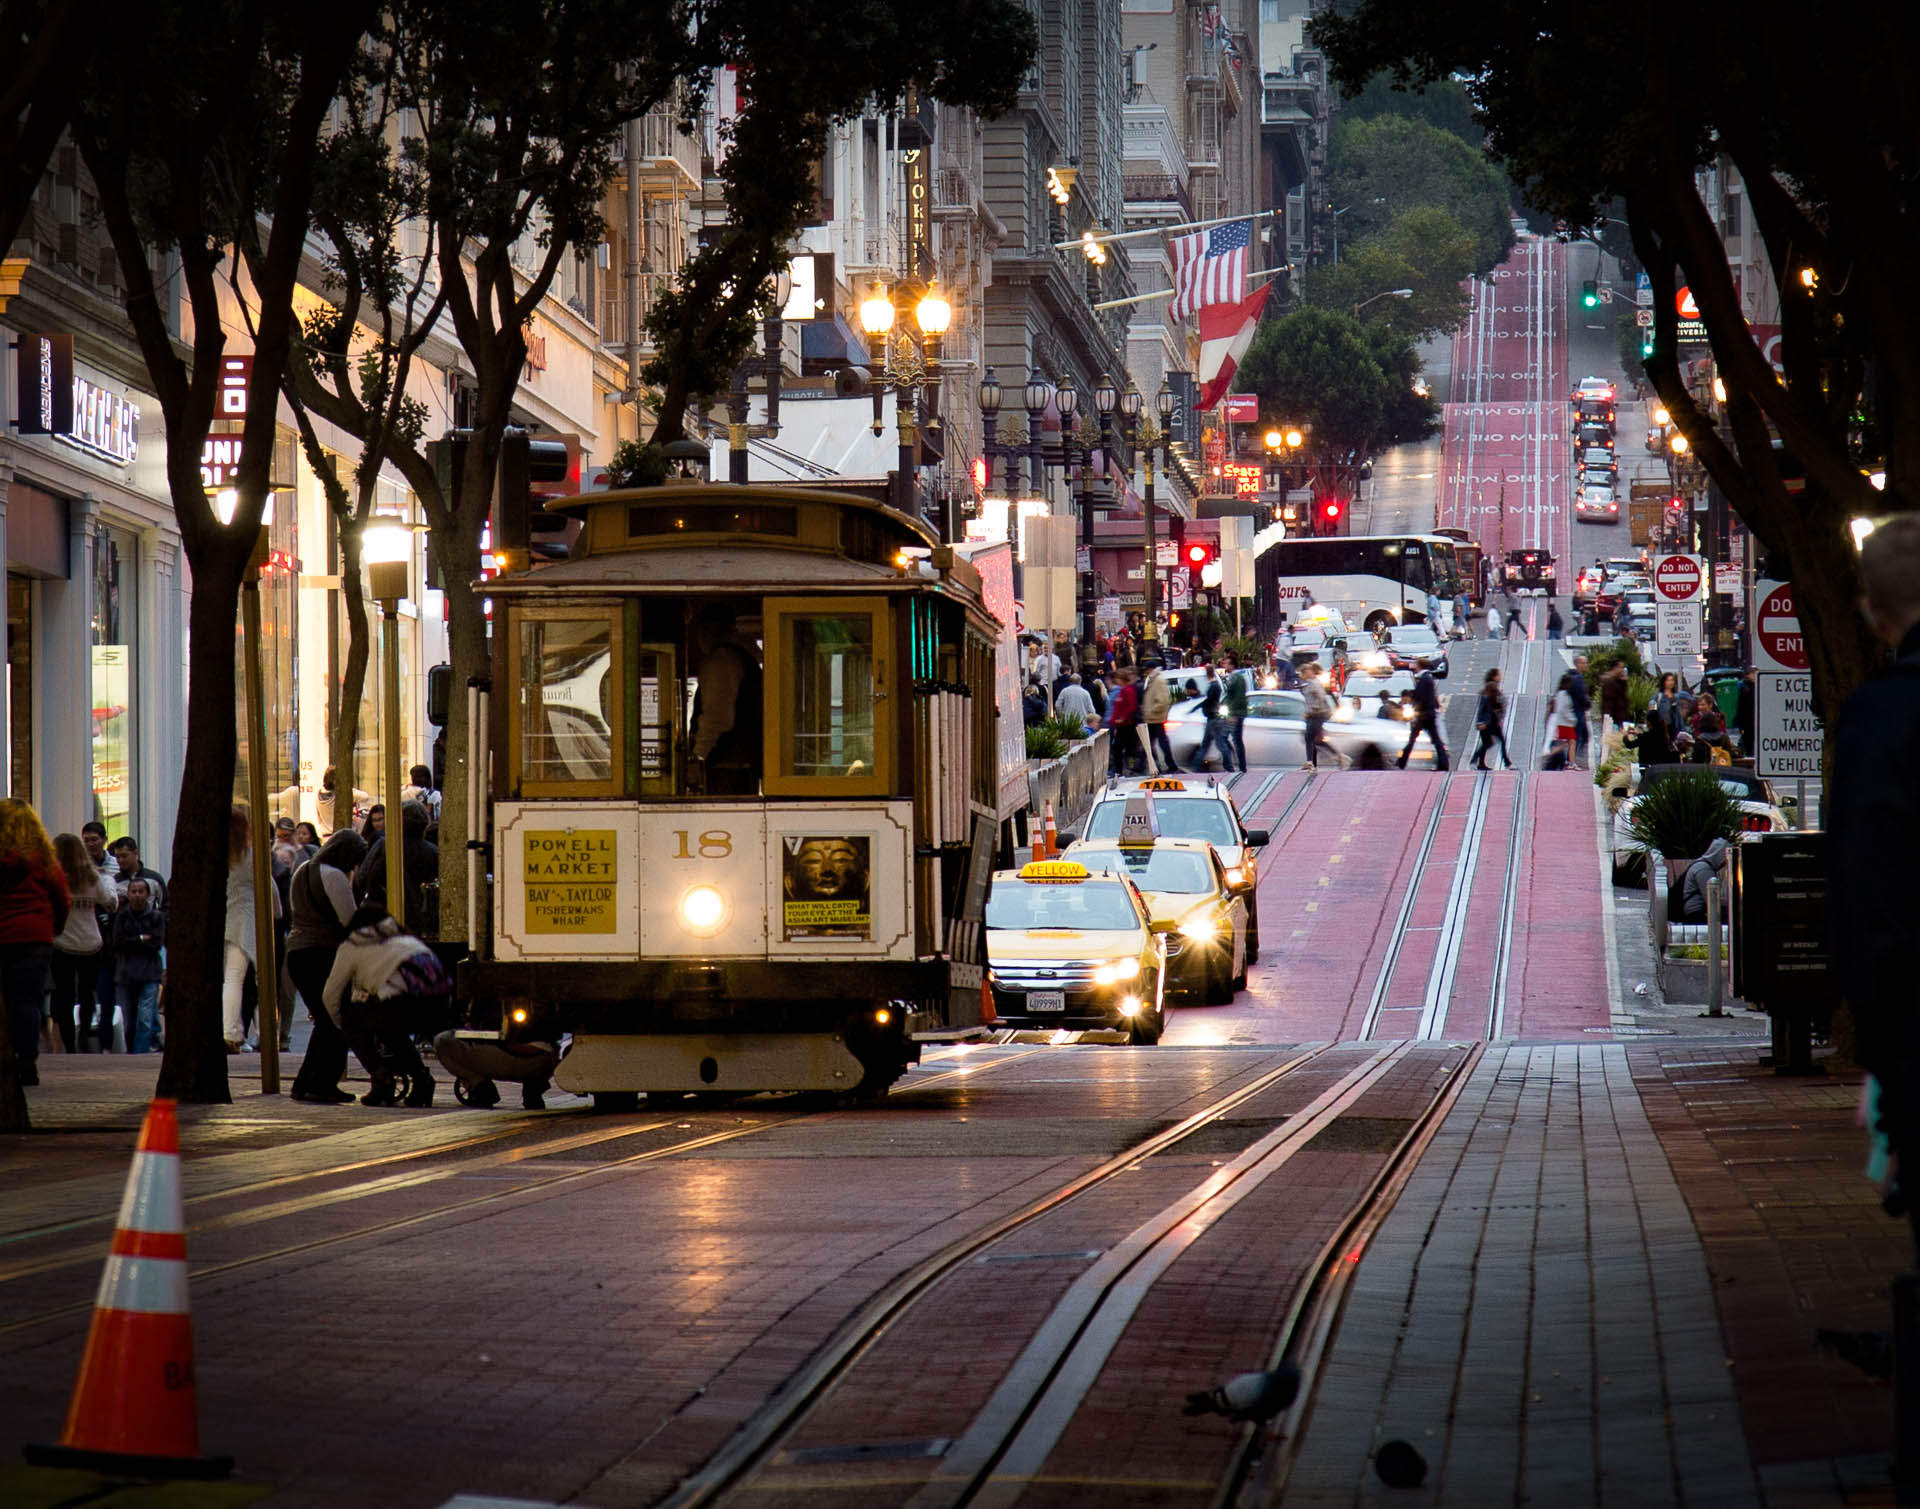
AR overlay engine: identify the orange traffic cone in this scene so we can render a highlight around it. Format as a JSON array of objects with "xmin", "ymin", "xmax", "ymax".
[
  {"xmin": 26, "ymin": 1099, "xmax": 232, "ymax": 1479},
  {"xmin": 1043, "ymin": 801, "xmax": 1060, "ymax": 858},
  {"xmin": 1031, "ymin": 819, "xmax": 1046, "ymax": 864}
]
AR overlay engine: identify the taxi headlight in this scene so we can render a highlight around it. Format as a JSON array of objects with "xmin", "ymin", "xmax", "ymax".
[
  {"xmin": 1093, "ymin": 956, "xmax": 1141, "ymax": 986},
  {"xmin": 1223, "ymin": 866, "xmax": 1246, "ymax": 887},
  {"xmin": 1179, "ymin": 916, "xmax": 1219, "ymax": 944},
  {"xmin": 679, "ymin": 884, "xmax": 728, "ymax": 934},
  {"xmin": 1361, "ymin": 651, "xmax": 1391, "ymax": 672}
]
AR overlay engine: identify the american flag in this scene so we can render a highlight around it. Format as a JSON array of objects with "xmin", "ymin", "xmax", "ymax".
[{"xmin": 1167, "ymin": 218, "xmax": 1251, "ymax": 321}]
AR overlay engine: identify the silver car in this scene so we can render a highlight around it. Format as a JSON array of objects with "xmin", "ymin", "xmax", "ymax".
[{"xmin": 1164, "ymin": 688, "xmax": 1422, "ymax": 768}]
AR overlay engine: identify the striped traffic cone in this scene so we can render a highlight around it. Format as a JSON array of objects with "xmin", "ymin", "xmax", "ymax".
[
  {"xmin": 26, "ymin": 1098, "xmax": 232, "ymax": 1479},
  {"xmin": 1043, "ymin": 801, "xmax": 1060, "ymax": 858}
]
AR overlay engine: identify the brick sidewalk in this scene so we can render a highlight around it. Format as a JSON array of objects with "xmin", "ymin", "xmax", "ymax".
[
  {"xmin": 1284, "ymin": 1042, "xmax": 1906, "ymax": 1508},
  {"xmin": 1635, "ymin": 1045, "xmax": 1905, "ymax": 1507}
]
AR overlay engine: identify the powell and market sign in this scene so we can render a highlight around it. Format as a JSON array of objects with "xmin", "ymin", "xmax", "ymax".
[{"xmin": 13, "ymin": 331, "xmax": 141, "ymax": 466}]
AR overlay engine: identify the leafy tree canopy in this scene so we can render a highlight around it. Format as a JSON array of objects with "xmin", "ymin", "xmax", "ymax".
[
  {"xmin": 1326, "ymin": 114, "xmax": 1515, "ymax": 276},
  {"xmin": 1341, "ymin": 71, "xmax": 1480, "ymax": 149},
  {"xmin": 1309, "ymin": 0, "xmax": 1907, "ymax": 729},
  {"xmin": 1237, "ymin": 306, "xmax": 1396, "ymax": 458},
  {"xmin": 1304, "ymin": 204, "xmax": 1475, "ymax": 341}
]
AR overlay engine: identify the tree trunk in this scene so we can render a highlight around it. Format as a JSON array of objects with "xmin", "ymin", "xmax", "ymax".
[
  {"xmin": 330, "ymin": 523, "xmax": 371, "ymax": 809},
  {"xmin": 434, "ymin": 528, "xmax": 490, "ymax": 947},
  {"xmin": 156, "ymin": 564, "xmax": 244, "ymax": 1103}
]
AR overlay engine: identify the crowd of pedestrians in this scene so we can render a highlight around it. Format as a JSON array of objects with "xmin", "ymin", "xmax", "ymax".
[{"xmin": 0, "ymin": 771, "xmax": 460, "ymax": 1103}]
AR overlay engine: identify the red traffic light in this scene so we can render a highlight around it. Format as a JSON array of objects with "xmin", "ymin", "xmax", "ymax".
[
  {"xmin": 1184, "ymin": 542, "xmax": 1211, "ymax": 568},
  {"xmin": 1321, "ymin": 500, "xmax": 1342, "ymax": 521}
]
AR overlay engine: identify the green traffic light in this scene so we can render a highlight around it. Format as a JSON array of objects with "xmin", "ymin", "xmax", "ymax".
[{"xmin": 1581, "ymin": 280, "xmax": 1599, "ymax": 309}]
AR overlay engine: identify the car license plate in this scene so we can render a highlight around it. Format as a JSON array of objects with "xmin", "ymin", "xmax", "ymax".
[{"xmin": 1025, "ymin": 991, "xmax": 1066, "ymax": 1012}]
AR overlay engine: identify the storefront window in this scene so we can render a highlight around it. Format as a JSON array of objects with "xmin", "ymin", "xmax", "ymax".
[
  {"xmin": 90, "ymin": 525, "xmax": 135, "ymax": 833},
  {"xmin": 7, "ymin": 575, "xmax": 30, "ymax": 800},
  {"xmin": 232, "ymin": 479, "xmax": 299, "ymax": 817}
]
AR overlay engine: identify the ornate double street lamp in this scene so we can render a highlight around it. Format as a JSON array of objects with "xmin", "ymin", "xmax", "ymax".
[
  {"xmin": 1116, "ymin": 380, "xmax": 1176, "ymax": 662},
  {"xmin": 860, "ymin": 280, "xmax": 953, "ymax": 534}
]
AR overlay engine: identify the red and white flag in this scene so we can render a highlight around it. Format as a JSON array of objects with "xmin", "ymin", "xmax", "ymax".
[
  {"xmin": 1197, "ymin": 285, "xmax": 1272, "ymax": 411},
  {"xmin": 1167, "ymin": 217, "xmax": 1252, "ymax": 321}
]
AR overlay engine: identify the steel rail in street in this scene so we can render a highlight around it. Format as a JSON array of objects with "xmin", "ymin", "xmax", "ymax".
[{"xmin": 656, "ymin": 1041, "xmax": 1342, "ymax": 1509}]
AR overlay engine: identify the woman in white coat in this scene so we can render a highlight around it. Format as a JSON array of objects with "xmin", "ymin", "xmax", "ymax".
[{"xmin": 222, "ymin": 805, "xmax": 280, "ymax": 1050}]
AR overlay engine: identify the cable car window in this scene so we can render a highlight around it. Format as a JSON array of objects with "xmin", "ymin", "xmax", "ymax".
[
  {"xmin": 790, "ymin": 614, "xmax": 876, "ymax": 776},
  {"xmin": 509, "ymin": 605, "xmax": 626, "ymax": 797}
]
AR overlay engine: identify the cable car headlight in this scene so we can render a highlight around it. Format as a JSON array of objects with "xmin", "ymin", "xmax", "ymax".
[
  {"xmin": 679, "ymin": 884, "xmax": 729, "ymax": 936},
  {"xmin": 1093, "ymin": 957, "xmax": 1141, "ymax": 986}
]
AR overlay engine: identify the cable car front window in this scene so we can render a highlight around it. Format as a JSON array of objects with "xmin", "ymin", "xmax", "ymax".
[
  {"xmin": 520, "ymin": 615, "xmax": 614, "ymax": 783},
  {"xmin": 789, "ymin": 614, "xmax": 876, "ymax": 777}
]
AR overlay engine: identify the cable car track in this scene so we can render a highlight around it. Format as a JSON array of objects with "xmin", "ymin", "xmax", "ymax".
[
  {"xmin": 655, "ymin": 1041, "xmax": 1342, "ymax": 1508},
  {"xmin": 661, "ymin": 1039, "xmax": 1483, "ymax": 1509},
  {"xmin": 0, "ymin": 1047, "xmax": 1049, "ymax": 1332}
]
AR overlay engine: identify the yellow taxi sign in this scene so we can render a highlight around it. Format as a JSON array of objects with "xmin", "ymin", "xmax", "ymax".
[
  {"xmin": 1019, "ymin": 860, "xmax": 1090, "ymax": 883},
  {"xmin": 1140, "ymin": 777, "xmax": 1187, "ymax": 792}
]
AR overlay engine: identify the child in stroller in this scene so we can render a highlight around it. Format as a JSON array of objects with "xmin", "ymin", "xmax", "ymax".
[{"xmin": 322, "ymin": 904, "xmax": 453, "ymax": 1107}]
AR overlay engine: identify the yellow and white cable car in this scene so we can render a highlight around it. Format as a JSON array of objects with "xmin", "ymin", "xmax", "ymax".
[{"xmin": 459, "ymin": 482, "xmax": 1011, "ymax": 1105}]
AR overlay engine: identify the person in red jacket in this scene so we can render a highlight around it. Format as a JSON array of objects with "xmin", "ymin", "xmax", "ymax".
[{"xmin": 0, "ymin": 798, "xmax": 70, "ymax": 1087}]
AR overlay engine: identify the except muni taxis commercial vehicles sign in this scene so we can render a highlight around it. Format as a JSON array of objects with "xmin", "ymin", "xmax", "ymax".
[{"xmin": 1755, "ymin": 672, "xmax": 1823, "ymax": 779}]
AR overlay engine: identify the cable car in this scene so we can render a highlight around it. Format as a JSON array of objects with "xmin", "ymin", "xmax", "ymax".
[{"xmin": 458, "ymin": 481, "xmax": 1012, "ymax": 1105}]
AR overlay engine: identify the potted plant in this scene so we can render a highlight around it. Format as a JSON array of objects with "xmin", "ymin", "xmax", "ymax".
[{"xmin": 1623, "ymin": 770, "xmax": 1745, "ymax": 887}]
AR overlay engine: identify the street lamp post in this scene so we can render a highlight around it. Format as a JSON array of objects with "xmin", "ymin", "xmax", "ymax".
[
  {"xmin": 1093, "ymin": 376, "xmax": 1119, "ymax": 651},
  {"xmin": 1353, "ymin": 287, "xmax": 1414, "ymax": 320},
  {"xmin": 727, "ymin": 268, "xmax": 791, "ymax": 484},
  {"xmin": 363, "ymin": 517, "xmax": 414, "ymax": 936},
  {"xmin": 1127, "ymin": 384, "xmax": 1178, "ymax": 659},
  {"xmin": 978, "ymin": 367, "xmax": 1003, "ymax": 499},
  {"xmin": 859, "ymin": 280, "xmax": 952, "ymax": 533},
  {"xmin": 1118, "ymin": 382, "xmax": 1150, "ymax": 659},
  {"xmin": 1053, "ymin": 377, "xmax": 1094, "ymax": 669}
]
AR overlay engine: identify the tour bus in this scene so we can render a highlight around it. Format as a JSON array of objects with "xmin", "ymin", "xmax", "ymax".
[{"xmin": 1254, "ymin": 533, "xmax": 1466, "ymax": 638}]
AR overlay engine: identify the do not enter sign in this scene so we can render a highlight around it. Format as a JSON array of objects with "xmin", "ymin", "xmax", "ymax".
[
  {"xmin": 1653, "ymin": 553, "xmax": 1704, "ymax": 603},
  {"xmin": 1756, "ymin": 580, "xmax": 1808, "ymax": 671}
]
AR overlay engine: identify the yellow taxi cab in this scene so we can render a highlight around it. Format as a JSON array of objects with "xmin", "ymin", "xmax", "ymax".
[
  {"xmin": 1068, "ymin": 798, "xmax": 1248, "ymax": 1007},
  {"xmin": 1067, "ymin": 775, "xmax": 1268, "ymax": 961},
  {"xmin": 983, "ymin": 858, "xmax": 1167, "ymax": 1044}
]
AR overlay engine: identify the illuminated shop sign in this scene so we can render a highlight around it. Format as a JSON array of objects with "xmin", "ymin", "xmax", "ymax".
[{"xmin": 61, "ymin": 377, "xmax": 140, "ymax": 464}]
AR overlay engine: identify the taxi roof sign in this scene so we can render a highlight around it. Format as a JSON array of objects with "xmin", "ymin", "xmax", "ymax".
[
  {"xmin": 1019, "ymin": 860, "xmax": 1090, "ymax": 883},
  {"xmin": 1140, "ymin": 777, "xmax": 1187, "ymax": 792},
  {"xmin": 1117, "ymin": 795, "xmax": 1161, "ymax": 848}
]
